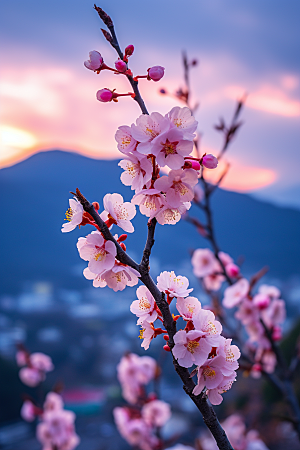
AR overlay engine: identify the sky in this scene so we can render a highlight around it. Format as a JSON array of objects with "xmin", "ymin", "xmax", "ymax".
[{"xmin": 0, "ymin": 0, "xmax": 300, "ymax": 207}]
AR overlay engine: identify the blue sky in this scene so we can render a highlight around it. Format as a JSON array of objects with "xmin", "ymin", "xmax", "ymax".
[{"xmin": 0, "ymin": 0, "xmax": 299, "ymax": 207}]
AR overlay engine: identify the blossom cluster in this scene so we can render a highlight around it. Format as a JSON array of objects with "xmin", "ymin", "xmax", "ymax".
[
  {"xmin": 129, "ymin": 271, "xmax": 240, "ymax": 405},
  {"xmin": 16, "ymin": 348, "xmax": 54, "ymax": 387},
  {"xmin": 223, "ymin": 280, "xmax": 286, "ymax": 377},
  {"xmin": 114, "ymin": 353, "xmax": 171, "ymax": 450},
  {"xmin": 22, "ymin": 392, "xmax": 80, "ymax": 450}
]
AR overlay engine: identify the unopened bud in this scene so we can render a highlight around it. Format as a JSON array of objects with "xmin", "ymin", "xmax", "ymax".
[
  {"xmin": 272, "ymin": 326, "xmax": 282, "ymax": 341},
  {"xmin": 94, "ymin": 5, "xmax": 113, "ymax": 28},
  {"xmin": 92, "ymin": 201, "xmax": 100, "ymax": 211},
  {"xmin": 253, "ymin": 293, "xmax": 270, "ymax": 310},
  {"xmin": 115, "ymin": 59, "xmax": 127, "ymax": 73},
  {"xmin": 101, "ymin": 28, "xmax": 113, "ymax": 44},
  {"xmin": 96, "ymin": 88, "xmax": 113, "ymax": 102},
  {"xmin": 159, "ymin": 88, "xmax": 167, "ymax": 94},
  {"xmin": 125, "ymin": 45, "xmax": 134, "ymax": 56},
  {"xmin": 84, "ymin": 50, "xmax": 103, "ymax": 71},
  {"xmin": 226, "ymin": 263, "xmax": 240, "ymax": 278},
  {"xmin": 202, "ymin": 154, "xmax": 218, "ymax": 169},
  {"xmin": 148, "ymin": 66, "xmax": 165, "ymax": 82},
  {"xmin": 191, "ymin": 160, "xmax": 201, "ymax": 171},
  {"xmin": 163, "ymin": 344, "xmax": 171, "ymax": 352}
]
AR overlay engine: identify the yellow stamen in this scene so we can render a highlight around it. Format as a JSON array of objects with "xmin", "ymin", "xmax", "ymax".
[{"xmin": 187, "ymin": 340, "xmax": 199, "ymax": 354}]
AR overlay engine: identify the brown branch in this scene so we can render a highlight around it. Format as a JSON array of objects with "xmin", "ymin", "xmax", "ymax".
[
  {"xmin": 73, "ymin": 188, "xmax": 234, "ymax": 450},
  {"xmin": 94, "ymin": 4, "xmax": 149, "ymax": 115}
]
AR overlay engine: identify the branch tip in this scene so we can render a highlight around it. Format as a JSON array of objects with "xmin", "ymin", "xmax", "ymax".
[{"xmin": 93, "ymin": 4, "xmax": 113, "ymax": 28}]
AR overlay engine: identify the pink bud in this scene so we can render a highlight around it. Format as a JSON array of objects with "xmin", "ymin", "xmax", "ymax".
[
  {"xmin": 115, "ymin": 59, "xmax": 127, "ymax": 73},
  {"xmin": 253, "ymin": 293, "xmax": 270, "ymax": 310},
  {"xmin": 272, "ymin": 326, "xmax": 282, "ymax": 341},
  {"xmin": 16, "ymin": 350, "xmax": 27, "ymax": 367},
  {"xmin": 202, "ymin": 154, "xmax": 218, "ymax": 169},
  {"xmin": 191, "ymin": 160, "xmax": 201, "ymax": 170},
  {"xmin": 226, "ymin": 263, "xmax": 240, "ymax": 277},
  {"xmin": 148, "ymin": 66, "xmax": 165, "ymax": 82},
  {"xmin": 251, "ymin": 363, "xmax": 262, "ymax": 379},
  {"xmin": 125, "ymin": 45, "xmax": 134, "ymax": 56},
  {"xmin": 96, "ymin": 88, "xmax": 113, "ymax": 102},
  {"xmin": 84, "ymin": 50, "xmax": 103, "ymax": 71}
]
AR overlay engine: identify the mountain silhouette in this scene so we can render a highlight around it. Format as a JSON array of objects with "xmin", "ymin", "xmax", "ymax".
[{"xmin": 1, "ymin": 150, "xmax": 299, "ymax": 295}]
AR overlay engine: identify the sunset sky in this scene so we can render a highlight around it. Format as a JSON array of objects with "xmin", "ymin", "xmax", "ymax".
[{"xmin": 0, "ymin": 0, "xmax": 299, "ymax": 207}]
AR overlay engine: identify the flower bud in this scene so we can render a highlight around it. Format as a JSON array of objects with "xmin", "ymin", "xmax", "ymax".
[
  {"xmin": 226, "ymin": 263, "xmax": 240, "ymax": 277},
  {"xmin": 202, "ymin": 154, "xmax": 218, "ymax": 169},
  {"xmin": 84, "ymin": 51, "xmax": 103, "ymax": 71},
  {"xmin": 251, "ymin": 363, "xmax": 262, "ymax": 379},
  {"xmin": 163, "ymin": 344, "xmax": 171, "ymax": 352},
  {"xmin": 191, "ymin": 160, "xmax": 201, "ymax": 171},
  {"xmin": 148, "ymin": 66, "xmax": 165, "ymax": 82},
  {"xmin": 115, "ymin": 59, "xmax": 127, "ymax": 73},
  {"xmin": 96, "ymin": 88, "xmax": 113, "ymax": 102},
  {"xmin": 125, "ymin": 45, "xmax": 134, "ymax": 56},
  {"xmin": 253, "ymin": 293, "xmax": 270, "ymax": 310}
]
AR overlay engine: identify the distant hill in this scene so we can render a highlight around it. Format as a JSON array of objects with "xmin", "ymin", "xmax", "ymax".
[{"xmin": 1, "ymin": 150, "xmax": 300, "ymax": 294}]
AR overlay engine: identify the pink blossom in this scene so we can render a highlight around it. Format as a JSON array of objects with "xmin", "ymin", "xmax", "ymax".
[
  {"xmin": 115, "ymin": 58, "xmax": 127, "ymax": 72},
  {"xmin": 131, "ymin": 112, "xmax": 170, "ymax": 154},
  {"xmin": 30, "ymin": 352, "xmax": 54, "ymax": 372},
  {"xmin": 132, "ymin": 188, "xmax": 166, "ymax": 218},
  {"xmin": 84, "ymin": 50, "xmax": 103, "ymax": 71},
  {"xmin": 167, "ymin": 106, "xmax": 198, "ymax": 140},
  {"xmin": 193, "ymin": 355, "xmax": 226, "ymax": 395},
  {"xmin": 21, "ymin": 400, "xmax": 36, "ymax": 422},
  {"xmin": 118, "ymin": 154, "xmax": 153, "ymax": 193},
  {"xmin": 117, "ymin": 354, "xmax": 156, "ymax": 404},
  {"xmin": 191, "ymin": 248, "xmax": 216, "ymax": 278},
  {"xmin": 151, "ymin": 129, "xmax": 194, "ymax": 169},
  {"xmin": 100, "ymin": 193, "xmax": 136, "ymax": 233},
  {"xmin": 172, "ymin": 329, "xmax": 212, "ymax": 368},
  {"xmin": 176, "ymin": 296, "xmax": 202, "ymax": 320},
  {"xmin": 217, "ymin": 336, "xmax": 241, "ymax": 375},
  {"xmin": 141, "ymin": 399, "xmax": 171, "ymax": 427},
  {"xmin": 154, "ymin": 169, "xmax": 198, "ymax": 207},
  {"xmin": 218, "ymin": 251, "xmax": 233, "ymax": 266},
  {"xmin": 155, "ymin": 201, "xmax": 191, "ymax": 225},
  {"xmin": 222, "ymin": 278, "xmax": 250, "ymax": 308},
  {"xmin": 61, "ymin": 198, "xmax": 83, "ymax": 233},
  {"xmin": 140, "ymin": 322, "xmax": 155, "ymax": 350},
  {"xmin": 258, "ymin": 284, "xmax": 280, "ymax": 299},
  {"xmin": 235, "ymin": 298, "xmax": 260, "ymax": 326},
  {"xmin": 115, "ymin": 125, "xmax": 138, "ymax": 154},
  {"xmin": 157, "ymin": 271, "xmax": 193, "ymax": 298},
  {"xmin": 44, "ymin": 392, "xmax": 64, "ymax": 411},
  {"xmin": 261, "ymin": 298, "xmax": 286, "ymax": 328},
  {"xmin": 226, "ymin": 263, "xmax": 240, "ymax": 277},
  {"xmin": 77, "ymin": 231, "xmax": 116, "ymax": 275},
  {"xmin": 166, "ymin": 446, "xmax": 195, "ymax": 450},
  {"xmin": 193, "ymin": 309, "xmax": 222, "ymax": 346},
  {"xmin": 114, "ymin": 409, "xmax": 157, "ymax": 450},
  {"xmin": 203, "ymin": 273, "xmax": 225, "ymax": 291},
  {"xmin": 253, "ymin": 293, "xmax": 270, "ymax": 310},
  {"xmin": 130, "ymin": 286, "xmax": 158, "ymax": 325},
  {"xmin": 148, "ymin": 65, "xmax": 165, "ymax": 81},
  {"xmin": 19, "ymin": 367, "xmax": 44, "ymax": 387},
  {"xmin": 37, "ymin": 409, "xmax": 79, "ymax": 450},
  {"xmin": 96, "ymin": 88, "xmax": 113, "ymax": 102},
  {"xmin": 207, "ymin": 373, "xmax": 236, "ymax": 405},
  {"xmin": 84, "ymin": 264, "xmax": 140, "ymax": 291},
  {"xmin": 202, "ymin": 154, "xmax": 218, "ymax": 169}
]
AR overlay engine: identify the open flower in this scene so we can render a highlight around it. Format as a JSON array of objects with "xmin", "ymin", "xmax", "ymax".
[
  {"xmin": 193, "ymin": 355, "xmax": 227, "ymax": 395},
  {"xmin": 61, "ymin": 198, "xmax": 83, "ymax": 233},
  {"xmin": 130, "ymin": 286, "xmax": 158, "ymax": 325},
  {"xmin": 141, "ymin": 399, "xmax": 171, "ymax": 427},
  {"xmin": 115, "ymin": 125, "xmax": 138, "ymax": 154},
  {"xmin": 119, "ymin": 154, "xmax": 152, "ymax": 193},
  {"xmin": 222, "ymin": 278, "xmax": 249, "ymax": 308},
  {"xmin": 193, "ymin": 309, "xmax": 222, "ymax": 346},
  {"xmin": 151, "ymin": 129, "xmax": 194, "ymax": 169},
  {"xmin": 132, "ymin": 188, "xmax": 166, "ymax": 218},
  {"xmin": 139, "ymin": 322, "xmax": 155, "ymax": 350},
  {"xmin": 131, "ymin": 112, "xmax": 170, "ymax": 155},
  {"xmin": 191, "ymin": 248, "xmax": 216, "ymax": 278},
  {"xmin": 176, "ymin": 296, "xmax": 202, "ymax": 320},
  {"xmin": 77, "ymin": 231, "xmax": 116, "ymax": 275},
  {"xmin": 100, "ymin": 193, "xmax": 136, "ymax": 233},
  {"xmin": 172, "ymin": 329, "xmax": 212, "ymax": 368},
  {"xmin": 167, "ymin": 106, "xmax": 198, "ymax": 140},
  {"xmin": 154, "ymin": 169, "xmax": 198, "ymax": 207},
  {"xmin": 157, "ymin": 271, "xmax": 193, "ymax": 298}
]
